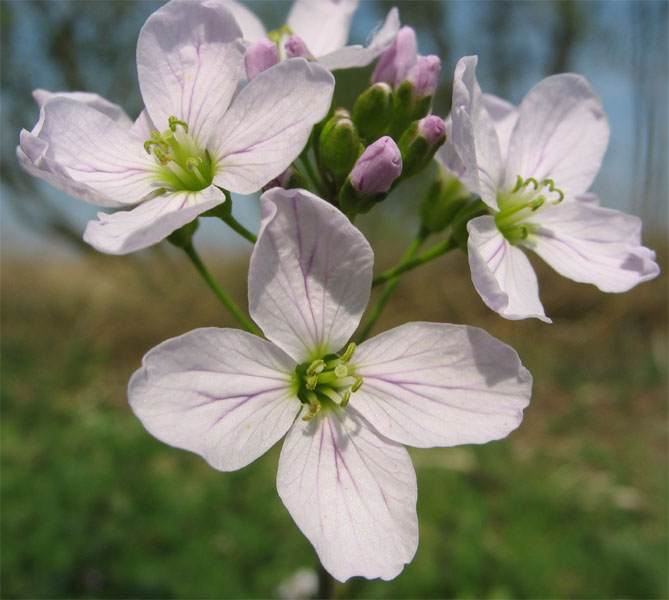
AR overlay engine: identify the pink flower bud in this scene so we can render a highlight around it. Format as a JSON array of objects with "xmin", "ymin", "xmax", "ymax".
[
  {"xmin": 371, "ymin": 26, "xmax": 418, "ymax": 88},
  {"xmin": 418, "ymin": 115, "xmax": 446, "ymax": 146},
  {"xmin": 406, "ymin": 55, "xmax": 441, "ymax": 99},
  {"xmin": 350, "ymin": 136, "xmax": 402, "ymax": 196},
  {"xmin": 285, "ymin": 35, "xmax": 314, "ymax": 60},
  {"xmin": 245, "ymin": 38, "xmax": 279, "ymax": 81}
]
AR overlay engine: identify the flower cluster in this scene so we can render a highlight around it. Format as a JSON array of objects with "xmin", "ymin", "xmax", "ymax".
[{"xmin": 18, "ymin": 0, "xmax": 659, "ymax": 585}]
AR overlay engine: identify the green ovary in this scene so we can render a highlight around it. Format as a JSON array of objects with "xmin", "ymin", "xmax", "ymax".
[
  {"xmin": 293, "ymin": 343, "xmax": 363, "ymax": 421},
  {"xmin": 144, "ymin": 117, "xmax": 214, "ymax": 192}
]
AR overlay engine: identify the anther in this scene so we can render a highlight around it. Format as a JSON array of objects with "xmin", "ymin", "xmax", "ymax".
[
  {"xmin": 153, "ymin": 147, "xmax": 171, "ymax": 165},
  {"xmin": 168, "ymin": 116, "xmax": 188, "ymax": 133},
  {"xmin": 523, "ymin": 177, "xmax": 539, "ymax": 189},
  {"xmin": 529, "ymin": 197, "xmax": 545, "ymax": 211},
  {"xmin": 351, "ymin": 376, "xmax": 363, "ymax": 392},
  {"xmin": 302, "ymin": 392, "xmax": 321, "ymax": 421},
  {"xmin": 340, "ymin": 343, "xmax": 356, "ymax": 363},
  {"xmin": 306, "ymin": 374, "xmax": 318, "ymax": 390},
  {"xmin": 306, "ymin": 359, "xmax": 326, "ymax": 376},
  {"xmin": 340, "ymin": 390, "xmax": 351, "ymax": 408}
]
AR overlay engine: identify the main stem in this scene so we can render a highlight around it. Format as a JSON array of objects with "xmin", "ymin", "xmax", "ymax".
[
  {"xmin": 183, "ymin": 243, "xmax": 262, "ymax": 337},
  {"xmin": 356, "ymin": 227, "xmax": 429, "ymax": 343},
  {"xmin": 221, "ymin": 212, "xmax": 256, "ymax": 244},
  {"xmin": 372, "ymin": 234, "xmax": 458, "ymax": 287},
  {"xmin": 318, "ymin": 562, "xmax": 336, "ymax": 599}
]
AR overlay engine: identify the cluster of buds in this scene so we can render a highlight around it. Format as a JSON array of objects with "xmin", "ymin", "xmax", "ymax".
[{"xmin": 269, "ymin": 25, "xmax": 445, "ymax": 220}]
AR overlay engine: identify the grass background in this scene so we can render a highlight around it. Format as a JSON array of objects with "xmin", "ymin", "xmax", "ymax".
[{"xmin": 2, "ymin": 234, "xmax": 667, "ymax": 599}]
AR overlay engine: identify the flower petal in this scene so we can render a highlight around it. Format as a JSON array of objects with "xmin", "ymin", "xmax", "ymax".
[
  {"xmin": 450, "ymin": 56, "xmax": 503, "ymax": 209},
  {"xmin": 504, "ymin": 74, "xmax": 609, "ymax": 198},
  {"xmin": 136, "ymin": 0, "xmax": 246, "ymax": 144},
  {"xmin": 483, "ymin": 93, "xmax": 518, "ymax": 165},
  {"xmin": 524, "ymin": 200, "xmax": 660, "ymax": 292},
  {"xmin": 129, "ymin": 328, "xmax": 299, "ymax": 471},
  {"xmin": 352, "ymin": 322, "xmax": 531, "ymax": 447},
  {"xmin": 213, "ymin": 58, "xmax": 334, "ymax": 194},
  {"xmin": 318, "ymin": 8, "xmax": 400, "ymax": 71},
  {"xmin": 467, "ymin": 215, "xmax": 550, "ymax": 322},
  {"xmin": 249, "ymin": 188, "xmax": 373, "ymax": 362},
  {"xmin": 287, "ymin": 0, "xmax": 358, "ymax": 58},
  {"xmin": 32, "ymin": 88, "xmax": 133, "ymax": 126},
  {"xmin": 222, "ymin": 0, "xmax": 266, "ymax": 43},
  {"xmin": 83, "ymin": 185, "xmax": 224, "ymax": 254},
  {"xmin": 277, "ymin": 406, "xmax": 418, "ymax": 582},
  {"xmin": 18, "ymin": 97, "xmax": 155, "ymax": 208}
]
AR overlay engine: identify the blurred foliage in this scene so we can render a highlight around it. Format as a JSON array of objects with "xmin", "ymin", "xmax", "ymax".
[{"xmin": 2, "ymin": 238, "xmax": 667, "ymax": 598}]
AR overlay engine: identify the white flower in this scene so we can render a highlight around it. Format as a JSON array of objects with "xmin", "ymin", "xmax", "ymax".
[
  {"xmin": 128, "ymin": 187, "xmax": 532, "ymax": 582},
  {"xmin": 226, "ymin": 0, "xmax": 400, "ymax": 71},
  {"xmin": 437, "ymin": 56, "xmax": 659, "ymax": 322},
  {"xmin": 17, "ymin": 0, "xmax": 334, "ymax": 254}
]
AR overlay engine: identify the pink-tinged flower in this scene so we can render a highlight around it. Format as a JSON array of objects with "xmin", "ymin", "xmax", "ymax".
[
  {"xmin": 227, "ymin": 0, "xmax": 400, "ymax": 71},
  {"xmin": 128, "ymin": 187, "xmax": 532, "ymax": 582},
  {"xmin": 350, "ymin": 135, "xmax": 402, "ymax": 196},
  {"xmin": 371, "ymin": 26, "xmax": 441, "ymax": 96},
  {"xmin": 17, "ymin": 0, "xmax": 334, "ymax": 255},
  {"xmin": 437, "ymin": 56, "xmax": 659, "ymax": 322}
]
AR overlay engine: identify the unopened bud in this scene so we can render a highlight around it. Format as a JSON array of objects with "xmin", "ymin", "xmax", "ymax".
[
  {"xmin": 398, "ymin": 115, "xmax": 446, "ymax": 177},
  {"xmin": 262, "ymin": 165, "xmax": 310, "ymax": 192},
  {"xmin": 405, "ymin": 55, "xmax": 441, "ymax": 118},
  {"xmin": 350, "ymin": 136, "xmax": 402, "ymax": 196},
  {"xmin": 319, "ymin": 110, "xmax": 362, "ymax": 182},
  {"xmin": 371, "ymin": 26, "xmax": 418, "ymax": 88},
  {"xmin": 352, "ymin": 82, "xmax": 393, "ymax": 144},
  {"xmin": 339, "ymin": 136, "xmax": 402, "ymax": 215},
  {"xmin": 285, "ymin": 35, "xmax": 314, "ymax": 60},
  {"xmin": 245, "ymin": 38, "xmax": 279, "ymax": 81}
]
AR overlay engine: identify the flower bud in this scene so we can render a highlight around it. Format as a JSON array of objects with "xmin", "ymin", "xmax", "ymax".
[
  {"xmin": 339, "ymin": 136, "xmax": 402, "ymax": 215},
  {"xmin": 285, "ymin": 35, "xmax": 314, "ymax": 60},
  {"xmin": 245, "ymin": 38, "xmax": 279, "ymax": 81},
  {"xmin": 371, "ymin": 26, "xmax": 418, "ymax": 87},
  {"xmin": 352, "ymin": 82, "xmax": 393, "ymax": 144},
  {"xmin": 398, "ymin": 115, "xmax": 446, "ymax": 177},
  {"xmin": 405, "ymin": 55, "xmax": 441, "ymax": 117},
  {"xmin": 319, "ymin": 110, "xmax": 363, "ymax": 182},
  {"xmin": 350, "ymin": 136, "xmax": 402, "ymax": 196},
  {"xmin": 262, "ymin": 165, "xmax": 310, "ymax": 192}
]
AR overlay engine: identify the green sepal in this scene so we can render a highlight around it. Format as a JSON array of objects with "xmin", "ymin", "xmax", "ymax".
[
  {"xmin": 419, "ymin": 169, "xmax": 470, "ymax": 234},
  {"xmin": 398, "ymin": 120, "xmax": 446, "ymax": 179},
  {"xmin": 283, "ymin": 166, "xmax": 311, "ymax": 191},
  {"xmin": 166, "ymin": 218, "xmax": 199, "ymax": 248},
  {"xmin": 201, "ymin": 188, "xmax": 232, "ymax": 219},
  {"xmin": 319, "ymin": 111, "xmax": 363, "ymax": 182},
  {"xmin": 450, "ymin": 198, "xmax": 489, "ymax": 250},
  {"xmin": 338, "ymin": 179, "xmax": 386, "ymax": 218},
  {"xmin": 352, "ymin": 82, "xmax": 393, "ymax": 144}
]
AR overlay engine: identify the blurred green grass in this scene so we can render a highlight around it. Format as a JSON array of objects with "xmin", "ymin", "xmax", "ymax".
[{"xmin": 2, "ymin": 237, "xmax": 667, "ymax": 599}]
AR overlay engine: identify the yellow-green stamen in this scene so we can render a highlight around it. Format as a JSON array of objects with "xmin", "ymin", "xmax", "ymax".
[
  {"xmin": 294, "ymin": 343, "xmax": 363, "ymax": 421},
  {"xmin": 144, "ymin": 115, "xmax": 214, "ymax": 192},
  {"xmin": 495, "ymin": 176, "xmax": 564, "ymax": 243}
]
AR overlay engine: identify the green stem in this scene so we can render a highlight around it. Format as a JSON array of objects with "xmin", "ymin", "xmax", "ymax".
[
  {"xmin": 356, "ymin": 227, "xmax": 429, "ymax": 343},
  {"xmin": 183, "ymin": 243, "xmax": 262, "ymax": 336},
  {"xmin": 300, "ymin": 154, "xmax": 328, "ymax": 199},
  {"xmin": 221, "ymin": 212, "xmax": 256, "ymax": 244},
  {"xmin": 372, "ymin": 234, "xmax": 458, "ymax": 287}
]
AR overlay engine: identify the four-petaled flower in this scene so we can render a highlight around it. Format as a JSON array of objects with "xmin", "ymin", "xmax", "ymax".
[
  {"xmin": 17, "ymin": 0, "xmax": 334, "ymax": 254},
  {"xmin": 128, "ymin": 187, "xmax": 532, "ymax": 582},
  {"xmin": 437, "ymin": 55, "xmax": 659, "ymax": 322},
  {"xmin": 226, "ymin": 0, "xmax": 400, "ymax": 71}
]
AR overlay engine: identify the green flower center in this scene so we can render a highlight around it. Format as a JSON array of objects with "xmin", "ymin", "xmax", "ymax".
[
  {"xmin": 294, "ymin": 343, "xmax": 363, "ymax": 421},
  {"xmin": 144, "ymin": 116, "xmax": 214, "ymax": 192},
  {"xmin": 495, "ymin": 175, "xmax": 564, "ymax": 243}
]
